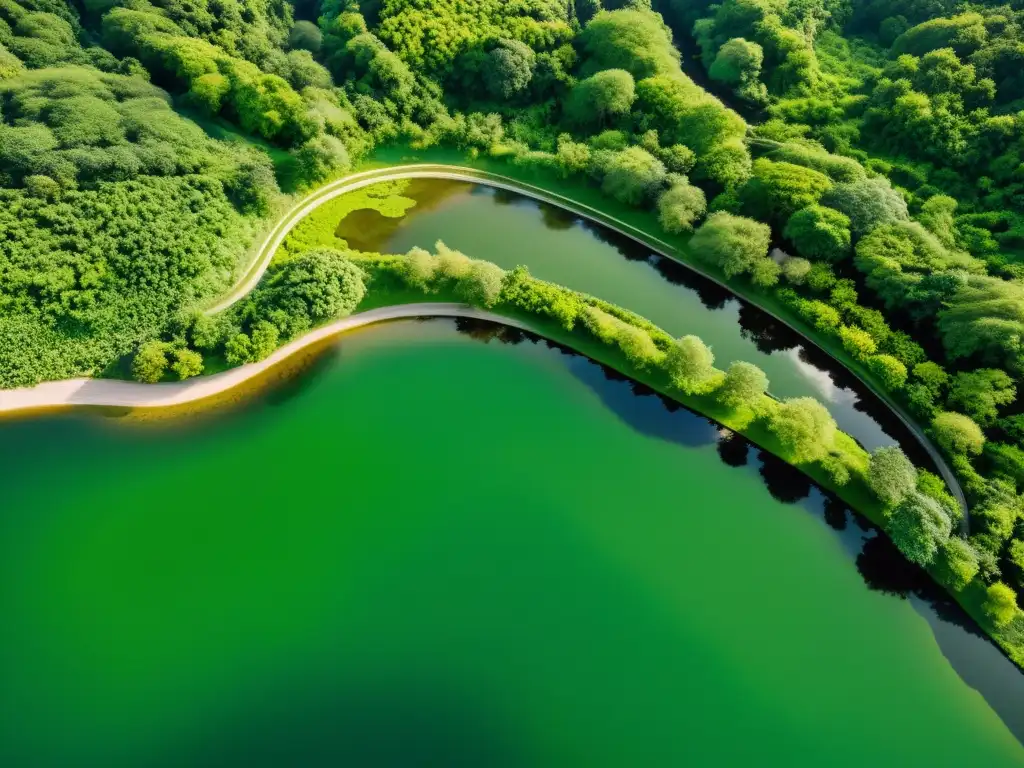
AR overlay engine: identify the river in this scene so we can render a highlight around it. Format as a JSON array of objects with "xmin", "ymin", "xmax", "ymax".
[
  {"xmin": 0, "ymin": 320, "xmax": 1021, "ymax": 765},
  {"xmin": 338, "ymin": 178, "xmax": 922, "ymax": 460}
]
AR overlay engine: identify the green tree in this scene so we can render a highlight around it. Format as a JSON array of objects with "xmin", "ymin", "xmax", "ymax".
[
  {"xmin": 600, "ymin": 146, "xmax": 666, "ymax": 205},
  {"xmin": 564, "ymin": 69, "xmax": 635, "ymax": 129},
  {"xmin": 484, "ymin": 39, "xmax": 535, "ymax": 100},
  {"xmin": 766, "ymin": 397, "xmax": 837, "ymax": 464},
  {"xmin": 132, "ymin": 340, "xmax": 169, "ymax": 383},
  {"xmin": 888, "ymin": 490, "xmax": 952, "ymax": 566},
  {"xmin": 946, "ymin": 369, "xmax": 1016, "ymax": 426},
  {"xmin": 912, "ymin": 361, "xmax": 949, "ymax": 398},
  {"xmin": 868, "ymin": 446, "xmax": 918, "ymax": 507},
  {"xmin": 250, "ymin": 321, "xmax": 280, "ymax": 361},
  {"xmin": 820, "ymin": 177, "xmax": 909, "ymax": 236},
  {"xmin": 578, "ymin": 8, "xmax": 680, "ymax": 79},
  {"xmin": 839, "ymin": 325, "xmax": 876, "ymax": 360},
  {"xmin": 709, "ymin": 38, "xmax": 766, "ymax": 103},
  {"xmin": 224, "ymin": 333, "xmax": 252, "ymax": 366},
  {"xmin": 716, "ymin": 361, "xmax": 768, "ymax": 410},
  {"xmin": 657, "ymin": 177, "xmax": 706, "ymax": 234},
  {"xmin": 292, "ymin": 134, "xmax": 351, "ymax": 187},
  {"xmin": 936, "ymin": 537, "xmax": 980, "ymax": 592},
  {"xmin": 931, "ymin": 411, "xmax": 985, "ymax": 456},
  {"xmin": 783, "ymin": 205, "xmax": 852, "ymax": 262},
  {"xmin": 983, "ymin": 582, "xmax": 1018, "ymax": 628},
  {"xmin": 741, "ymin": 159, "xmax": 832, "ymax": 225},
  {"xmin": 781, "ymin": 256, "xmax": 811, "ymax": 284},
  {"xmin": 665, "ymin": 334, "xmax": 719, "ymax": 394},
  {"xmin": 457, "ymin": 261, "xmax": 505, "ymax": 308},
  {"xmin": 289, "ymin": 20, "xmax": 322, "ymax": 53},
  {"xmin": 170, "ymin": 347, "xmax": 203, "ymax": 380},
  {"xmin": 690, "ymin": 212, "xmax": 774, "ymax": 284},
  {"xmin": 867, "ymin": 354, "xmax": 908, "ymax": 390}
]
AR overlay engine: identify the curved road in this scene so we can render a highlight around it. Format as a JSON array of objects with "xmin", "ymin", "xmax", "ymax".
[{"xmin": 1, "ymin": 163, "xmax": 968, "ymax": 526}]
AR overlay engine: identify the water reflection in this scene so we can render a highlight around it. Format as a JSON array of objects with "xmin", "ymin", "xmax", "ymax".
[{"xmin": 450, "ymin": 317, "xmax": 1024, "ymax": 743}]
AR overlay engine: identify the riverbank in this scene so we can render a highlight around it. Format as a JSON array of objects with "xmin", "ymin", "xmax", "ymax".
[{"xmin": 203, "ymin": 158, "xmax": 967, "ymax": 523}]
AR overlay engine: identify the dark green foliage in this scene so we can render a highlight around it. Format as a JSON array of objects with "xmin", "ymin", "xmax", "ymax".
[
  {"xmin": 484, "ymin": 38, "xmax": 535, "ymax": 99},
  {"xmin": 947, "ymin": 369, "xmax": 1016, "ymax": 427},
  {"xmin": 241, "ymin": 248, "xmax": 366, "ymax": 337},
  {"xmin": 784, "ymin": 204, "xmax": 852, "ymax": 262},
  {"xmin": 564, "ymin": 69, "xmax": 635, "ymax": 130},
  {"xmin": 740, "ymin": 159, "xmax": 832, "ymax": 225}
]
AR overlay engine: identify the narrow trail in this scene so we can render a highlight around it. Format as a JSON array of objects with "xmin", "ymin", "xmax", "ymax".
[{"xmin": 2, "ymin": 163, "xmax": 968, "ymax": 526}]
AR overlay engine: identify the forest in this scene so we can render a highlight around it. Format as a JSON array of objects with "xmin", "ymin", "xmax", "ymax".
[{"xmin": 1, "ymin": 0, "xmax": 1024, "ymax": 648}]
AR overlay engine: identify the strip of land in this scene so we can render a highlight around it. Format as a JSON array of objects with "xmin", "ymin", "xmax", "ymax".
[{"xmin": 0, "ymin": 304, "xmax": 527, "ymax": 414}]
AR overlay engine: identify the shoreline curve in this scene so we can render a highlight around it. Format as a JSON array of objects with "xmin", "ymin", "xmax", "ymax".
[
  {"xmin": 0, "ymin": 305, "xmax": 527, "ymax": 414},
  {"xmin": 203, "ymin": 163, "xmax": 969, "ymax": 525}
]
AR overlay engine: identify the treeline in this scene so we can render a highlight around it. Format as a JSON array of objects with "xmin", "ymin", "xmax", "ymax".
[{"xmin": 180, "ymin": 238, "xmax": 1016, "ymax": 638}]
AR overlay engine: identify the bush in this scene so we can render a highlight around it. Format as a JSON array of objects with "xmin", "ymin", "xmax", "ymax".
[
  {"xmin": 716, "ymin": 361, "xmax": 769, "ymax": 410},
  {"xmin": 983, "ymin": 582, "xmax": 1019, "ymax": 628},
  {"xmin": 867, "ymin": 354, "xmax": 908, "ymax": 390},
  {"xmin": 868, "ymin": 446, "xmax": 918, "ymax": 507},
  {"xmin": 657, "ymin": 177, "xmax": 706, "ymax": 234},
  {"xmin": 887, "ymin": 490, "xmax": 952, "ymax": 566},
  {"xmin": 784, "ymin": 205, "xmax": 852, "ymax": 262},
  {"xmin": 600, "ymin": 146, "xmax": 667, "ymax": 206},
  {"xmin": 780, "ymin": 256, "xmax": 812, "ymax": 284},
  {"xmin": 766, "ymin": 397, "xmax": 837, "ymax": 464},
  {"xmin": 690, "ymin": 212, "xmax": 774, "ymax": 284},
  {"xmin": 936, "ymin": 538, "xmax": 980, "ymax": 592},
  {"xmin": 839, "ymin": 325, "xmax": 877, "ymax": 360},
  {"xmin": 457, "ymin": 261, "xmax": 505, "ymax": 308},
  {"xmin": 665, "ymin": 335, "xmax": 719, "ymax": 394},
  {"xmin": 931, "ymin": 411, "xmax": 985, "ymax": 456},
  {"xmin": 132, "ymin": 340, "xmax": 169, "ymax": 383},
  {"xmin": 170, "ymin": 347, "xmax": 203, "ymax": 379}
]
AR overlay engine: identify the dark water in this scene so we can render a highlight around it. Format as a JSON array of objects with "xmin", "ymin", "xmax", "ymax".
[
  {"xmin": 0, "ymin": 319, "xmax": 1021, "ymax": 765},
  {"xmin": 336, "ymin": 179, "xmax": 929, "ymax": 464}
]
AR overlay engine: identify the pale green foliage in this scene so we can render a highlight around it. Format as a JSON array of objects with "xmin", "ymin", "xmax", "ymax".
[
  {"xmin": 457, "ymin": 260, "xmax": 506, "ymax": 308},
  {"xmin": 402, "ymin": 247, "xmax": 437, "ymax": 291},
  {"xmin": 600, "ymin": 146, "xmax": 667, "ymax": 205},
  {"xmin": 170, "ymin": 347, "xmax": 203, "ymax": 379},
  {"xmin": 983, "ymin": 582, "xmax": 1019, "ymax": 628},
  {"xmin": 616, "ymin": 323, "xmax": 663, "ymax": 368},
  {"xmin": 132, "ymin": 340, "xmax": 169, "ymax": 383},
  {"xmin": 820, "ymin": 177, "xmax": 909, "ymax": 236},
  {"xmin": 781, "ymin": 256, "xmax": 811, "ymax": 284},
  {"xmin": 937, "ymin": 537, "xmax": 980, "ymax": 592},
  {"xmin": 839, "ymin": 325, "xmax": 877, "ymax": 360},
  {"xmin": 766, "ymin": 397, "xmax": 837, "ymax": 464},
  {"xmin": 868, "ymin": 446, "xmax": 918, "ymax": 507},
  {"xmin": 888, "ymin": 491, "xmax": 952, "ymax": 566},
  {"xmin": 716, "ymin": 361, "xmax": 768, "ymax": 410},
  {"xmin": 665, "ymin": 334, "xmax": 719, "ymax": 394},
  {"xmin": 690, "ymin": 212, "xmax": 774, "ymax": 284},
  {"xmin": 932, "ymin": 411, "xmax": 986, "ymax": 456},
  {"xmin": 657, "ymin": 177, "xmax": 706, "ymax": 233},
  {"xmin": 435, "ymin": 241, "xmax": 473, "ymax": 282},
  {"xmin": 292, "ymin": 134, "xmax": 351, "ymax": 187}
]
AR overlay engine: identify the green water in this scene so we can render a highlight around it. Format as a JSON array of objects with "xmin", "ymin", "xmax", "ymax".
[
  {"xmin": 339, "ymin": 179, "xmax": 900, "ymax": 452},
  {"xmin": 1, "ymin": 320, "xmax": 1021, "ymax": 766}
]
